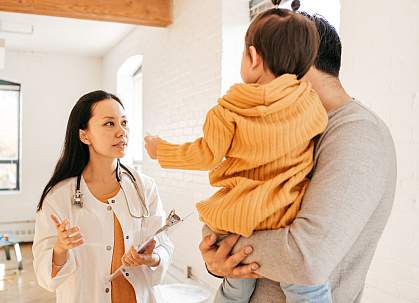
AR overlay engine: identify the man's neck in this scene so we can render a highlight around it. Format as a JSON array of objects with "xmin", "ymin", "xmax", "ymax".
[{"xmin": 305, "ymin": 69, "xmax": 352, "ymax": 113}]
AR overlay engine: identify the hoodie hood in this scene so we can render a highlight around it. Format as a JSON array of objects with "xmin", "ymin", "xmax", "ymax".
[{"xmin": 219, "ymin": 74, "xmax": 312, "ymax": 117}]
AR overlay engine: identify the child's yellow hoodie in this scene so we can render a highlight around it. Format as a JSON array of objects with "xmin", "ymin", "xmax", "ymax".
[{"xmin": 156, "ymin": 74, "xmax": 328, "ymax": 237}]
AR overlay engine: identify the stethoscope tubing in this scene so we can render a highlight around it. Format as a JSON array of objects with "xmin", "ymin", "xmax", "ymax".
[{"xmin": 73, "ymin": 160, "xmax": 149, "ymax": 218}]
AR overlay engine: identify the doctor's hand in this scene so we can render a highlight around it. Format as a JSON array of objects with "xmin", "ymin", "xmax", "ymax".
[
  {"xmin": 50, "ymin": 214, "xmax": 84, "ymax": 275},
  {"xmin": 51, "ymin": 214, "xmax": 85, "ymax": 254},
  {"xmin": 122, "ymin": 239, "xmax": 160, "ymax": 267},
  {"xmin": 144, "ymin": 135, "xmax": 163, "ymax": 160}
]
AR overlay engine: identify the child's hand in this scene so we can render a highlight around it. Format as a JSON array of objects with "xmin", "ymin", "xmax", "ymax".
[{"xmin": 144, "ymin": 135, "xmax": 163, "ymax": 159}]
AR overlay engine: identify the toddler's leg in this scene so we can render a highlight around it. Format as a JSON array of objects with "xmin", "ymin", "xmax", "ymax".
[
  {"xmin": 214, "ymin": 278, "xmax": 256, "ymax": 303},
  {"xmin": 281, "ymin": 282, "xmax": 332, "ymax": 303}
]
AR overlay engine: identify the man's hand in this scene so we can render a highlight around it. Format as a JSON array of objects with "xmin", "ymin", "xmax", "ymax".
[{"xmin": 199, "ymin": 233, "xmax": 261, "ymax": 279}]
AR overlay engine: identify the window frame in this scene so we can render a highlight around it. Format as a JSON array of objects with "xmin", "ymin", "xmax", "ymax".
[{"xmin": 0, "ymin": 80, "xmax": 21, "ymax": 192}]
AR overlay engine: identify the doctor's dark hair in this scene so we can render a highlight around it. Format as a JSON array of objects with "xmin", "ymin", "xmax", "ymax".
[
  {"xmin": 37, "ymin": 90, "xmax": 124, "ymax": 211},
  {"xmin": 245, "ymin": 4, "xmax": 319, "ymax": 79}
]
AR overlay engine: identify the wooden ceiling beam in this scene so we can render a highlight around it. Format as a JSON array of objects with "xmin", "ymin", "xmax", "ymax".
[{"xmin": 0, "ymin": 0, "xmax": 172, "ymax": 27}]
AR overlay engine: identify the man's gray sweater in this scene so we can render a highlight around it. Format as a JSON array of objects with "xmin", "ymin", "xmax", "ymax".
[{"xmin": 230, "ymin": 100, "xmax": 397, "ymax": 302}]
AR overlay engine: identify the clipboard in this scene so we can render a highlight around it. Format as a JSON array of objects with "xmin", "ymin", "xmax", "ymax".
[{"xmin": 108, "ymin": 209, "xmax": 192, "ymax": 282}]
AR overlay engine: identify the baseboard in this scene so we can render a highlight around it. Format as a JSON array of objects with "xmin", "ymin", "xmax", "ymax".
[{"xmin": 166, "ymin": 263, "xmax": 216, "ymax": 292}]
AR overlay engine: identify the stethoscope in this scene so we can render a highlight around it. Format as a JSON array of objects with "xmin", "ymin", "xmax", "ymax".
[{"xmin": 72, "ymin": 160, "xmax": 150, "ymax": 218}]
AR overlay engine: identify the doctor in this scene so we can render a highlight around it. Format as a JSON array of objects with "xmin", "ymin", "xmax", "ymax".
[{"xmin": 33, "ymin": 90, "xmax": 173, "ymax": 303}]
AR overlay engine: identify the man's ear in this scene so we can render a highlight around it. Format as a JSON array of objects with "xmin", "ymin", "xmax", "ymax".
[
  {"xmin": 79, "ymin": 129, "xmax": 90, "ymax": 145},
  {"xmin": 248, "ymin": 46, "xmax": 263, "ymax": 69}
]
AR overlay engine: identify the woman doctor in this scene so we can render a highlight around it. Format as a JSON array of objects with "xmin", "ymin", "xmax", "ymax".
[{"xmin": 33, "ymin": 90, "xmax": 173, "ymax": 303}]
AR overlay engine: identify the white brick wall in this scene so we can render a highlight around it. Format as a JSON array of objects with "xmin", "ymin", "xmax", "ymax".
[
  {"xmin": 103, "ymin": 0, "xmax": 419, "ymax": 300},
  {"xmin": 340, "ymin": 0, "xmax": 419, "ymax": 302},
  {"xmin": 142, "ymin": 0, "xmax": 223, "ymax": 288},
  {"xmin": 103, "ymin": 0, "xmax": 229, "ymax": 289}
]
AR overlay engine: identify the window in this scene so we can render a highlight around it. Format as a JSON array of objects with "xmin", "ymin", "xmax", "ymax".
[
  {"xmin": 117, "ymin": 55, "xmax": 143, "ymax": 171},
  {"xmin": 131, "ymin": 65, "xmax": 143, "ymax": 165},
  {"xmin": 0, "ymin": 80, "xmax": 21, "ymax": 191}
]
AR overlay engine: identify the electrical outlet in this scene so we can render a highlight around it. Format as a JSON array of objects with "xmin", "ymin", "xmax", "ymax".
[{"xmin": 186, "ymin": 265, "xmax": 192, "ymax": 279}]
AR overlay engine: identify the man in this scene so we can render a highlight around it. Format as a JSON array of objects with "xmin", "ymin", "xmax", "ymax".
[{"xmin": 199, "ymin": 13, "xmax": 397, "ymax": 303}]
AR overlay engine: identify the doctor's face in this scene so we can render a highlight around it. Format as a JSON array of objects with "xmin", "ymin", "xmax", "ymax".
[{"xmin": 79, "ymin": 99, "xmax": 129, "ymax": 160}]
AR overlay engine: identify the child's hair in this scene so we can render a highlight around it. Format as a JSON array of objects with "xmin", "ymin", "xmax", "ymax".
[{"xmin": 245, "ymin": 4, "xmax": 319, "ymax": 79}]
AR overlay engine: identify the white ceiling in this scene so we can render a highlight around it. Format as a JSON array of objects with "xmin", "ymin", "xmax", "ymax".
[{"xmin": 0, "ymin": 11, "xmax": 136, "ymax": 57}]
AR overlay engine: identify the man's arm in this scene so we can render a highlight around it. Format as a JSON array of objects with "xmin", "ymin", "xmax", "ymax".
[{"xmin": 231, "ymin": 118, "xmax": 394, "ymax": 285}]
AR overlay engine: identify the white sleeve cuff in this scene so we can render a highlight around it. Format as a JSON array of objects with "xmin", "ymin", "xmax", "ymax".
[{"xmin": 46, "ymin": 249, "xmax": 78, "ymax": 290}]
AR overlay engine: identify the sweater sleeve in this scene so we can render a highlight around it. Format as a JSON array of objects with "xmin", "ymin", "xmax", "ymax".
[
  {"xmin": 156, "ymin": 105, "xmax": 235, "ymax": 170},
  {"xmin": 231, "ymin": 117, "xmax": 396, "ymax": 285}
]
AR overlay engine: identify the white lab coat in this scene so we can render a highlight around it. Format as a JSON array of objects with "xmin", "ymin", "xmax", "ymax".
[{"xmin": 33, "ymin": 168, "xmax": 174, "ymax": 303}]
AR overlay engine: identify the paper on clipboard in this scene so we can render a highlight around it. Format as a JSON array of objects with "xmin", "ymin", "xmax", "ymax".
[
  {"xmin": 108, "ymin": 209, "xmax": 190, "ymax": 282},
  {"xmin": 137, "ymin": 216, "xmax": 162, "ymax": 252}
]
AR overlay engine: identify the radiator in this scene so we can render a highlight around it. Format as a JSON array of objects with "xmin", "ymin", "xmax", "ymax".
[{"xmin": 0, "ymin": 220, "xmax": 35, "ymax": 242}]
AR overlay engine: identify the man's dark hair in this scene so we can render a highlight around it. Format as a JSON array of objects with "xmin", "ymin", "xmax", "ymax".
[{"xmin": 299, "ymin": 12, "xmax": 342, "ymax": 77}]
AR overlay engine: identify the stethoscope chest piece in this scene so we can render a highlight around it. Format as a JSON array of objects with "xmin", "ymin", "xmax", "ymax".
[{"xmin": 73, "ymin": 189, "xmax": 84, "ymax": 208}]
